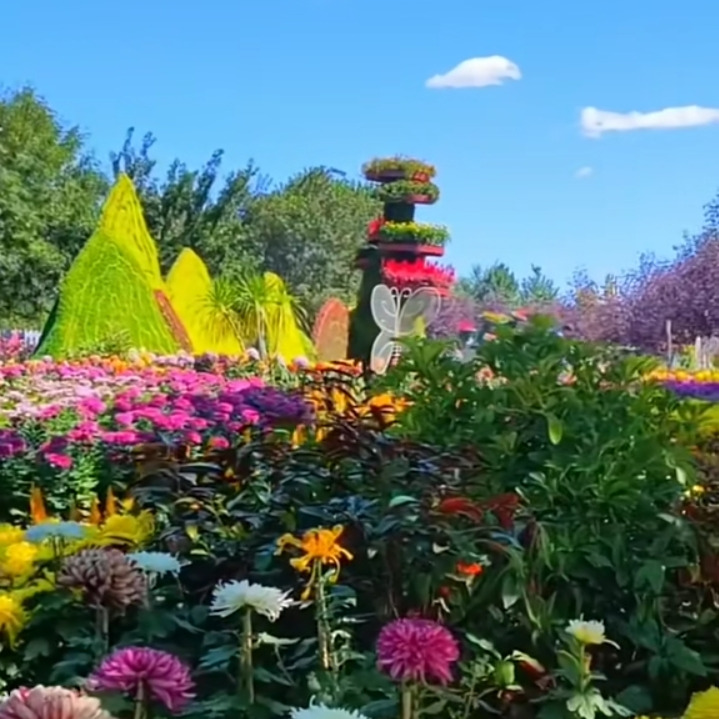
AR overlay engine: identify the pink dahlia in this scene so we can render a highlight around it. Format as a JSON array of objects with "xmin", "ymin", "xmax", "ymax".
[
  {"xmin": 0, "ymin": 686, "xmax": 111, "ymax": 719},
  {"xmin": 376, "ymin": 618, "xmax": 459, "ymax": 685},
  {"xmin": 88, "ymin": 647, "xmax": 195, "ymax": 713}
]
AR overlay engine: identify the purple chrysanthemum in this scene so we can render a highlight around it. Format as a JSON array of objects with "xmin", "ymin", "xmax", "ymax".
[
  {"xmin": 88, "ymin": 647, "xmax": 195, "ymax": 713},
  {"xmin": 376, "ymin": 618, "xmax": 459, "ymax": 685}
]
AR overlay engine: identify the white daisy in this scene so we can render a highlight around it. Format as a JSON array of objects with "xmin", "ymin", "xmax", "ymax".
[
  {"xmin": 290, "ymin": 704, "xmax": 369, "ymax": 719},
  {"xmin": 25, "ymin": 521, "xmax": 88, "ymax": 543},
  {"xmin": 210, "ymin": 580, "xmax": 293, "ymax": 621},
  {"xmin": 127, "ymin": 551, "xmax": 183, "ymax": 576}
]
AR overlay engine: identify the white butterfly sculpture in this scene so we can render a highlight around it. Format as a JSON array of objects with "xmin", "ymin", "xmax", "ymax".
[{"xmin": 369, "ymin": 284, "xmax": 441, "ymax": 374}]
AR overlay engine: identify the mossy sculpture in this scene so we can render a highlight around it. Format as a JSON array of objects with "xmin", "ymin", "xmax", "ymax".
[
  {"xmin": 348, "ymin": 157, "xmax": 447, "ymax": 364},
  {"xmin": 263, "ymin": 273, "xmax": 315, "ymax": 361},
  {"xmin": 36, "ymin": 174, "xmax": 188, "ymax": 357},
  {"xmin": 166, "ymin": 248, "xmax": 244, "ymax": 356}
]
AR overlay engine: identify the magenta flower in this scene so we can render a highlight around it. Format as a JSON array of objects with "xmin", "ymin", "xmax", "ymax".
[
  {"xmin": 88, "ymin": 647, "xmax": 195, "ymax": 712},
  {"xmin": 376, "ymin": 618, "xmax": 459, "ymax": 684}
]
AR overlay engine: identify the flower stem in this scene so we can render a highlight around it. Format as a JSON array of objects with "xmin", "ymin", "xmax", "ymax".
[
  {"xmin": 133, "ymin": 682, "xmax": 146, "ymax": 719},
  {"xmin": 401, "ymin": 683, "xmax": 414, "ymax": 719},
  {"xmin": 240, "ymin": 608, "xmax": 255, "ymax": 704},
  {"xmin": 315, "ymin": 572, "xmax": 331, "ymax": 671},
  {"xmin": 95, "ymin": 606, "xmax": 109, "ymax": 658}
]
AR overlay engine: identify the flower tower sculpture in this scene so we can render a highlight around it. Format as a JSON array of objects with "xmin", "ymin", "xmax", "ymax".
[{"xmin": 348, "ymin": 157, "xmax": 453, "ymax": 364}]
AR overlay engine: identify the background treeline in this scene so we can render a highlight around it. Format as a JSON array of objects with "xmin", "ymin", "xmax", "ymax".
[{"xmin": 3, "ymin": 86, "xmax": 719, "ymax": 354}]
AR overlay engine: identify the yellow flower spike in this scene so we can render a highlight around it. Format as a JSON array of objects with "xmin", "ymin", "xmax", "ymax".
[
  {"xmin": 291, "ymin": 425, "xmax": 307, "ymax": 448},
  {"xmin": 684, "ymin": 686, "xmax": 719, "ymax": 719},
  {"xmin": 89, "ymin": 496, "xmax": 102, "ymax": 525},
  {"xmin": 0, "ymin": 592, "xmax": 28, "ymax": 646},
  {"xmin": 105, "ymin": 487, "xmax": 118, "ymax": 516},
  {"xmin": 29, "ymin": 486, "xmax": 48, "ymax": 524}
]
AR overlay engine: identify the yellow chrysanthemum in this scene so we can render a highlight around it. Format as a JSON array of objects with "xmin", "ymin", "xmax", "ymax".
[
  {"xmin": 91, "ymin": 511, "xmax": 155, "ymax": 548},
  {"xmin": 0, "ymin": 525, "xmax": 25, "ymax": 546},
  {"xmin": 684, "ymin": 686, "xmax": 719, "ymax": 719},
  {"xmin": 0, "ymin": 591, "xmax": 28, "ymax": 645},
  {"xmin": 1, "ymin": 541, "xmax": 38, "ymax": 578}
]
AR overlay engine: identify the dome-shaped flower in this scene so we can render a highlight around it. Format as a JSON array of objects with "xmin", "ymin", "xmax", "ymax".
[
  {"xmin": 210, "ymin": 579, "xmax": 293, "ymax": 621},
  {"xmin": 0, "ymin": 686, "xmax": 112, "ymax": 719},
  {"xmin": 58, "ymin": 548, "xmax": 147, "ymax": 611},
  {"xmin": 88, "ymin": 647, "xmax": 194, "ymax": 713},
  {"xmin": 376, "ymin": 618, "xmax": 459, "ymax": 684}
]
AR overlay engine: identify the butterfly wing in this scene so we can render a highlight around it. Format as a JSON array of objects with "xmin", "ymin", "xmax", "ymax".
[
  {"xmin": 370, "ymin": 284, "xmax": 399, "ymax": 334},
  {"xmin": 370, "ymin": 330, "xmax": 397, "ymax": 374},
  {"xmin": 397, "ymin": 287, "xmax": 441, "ymax": 335}
]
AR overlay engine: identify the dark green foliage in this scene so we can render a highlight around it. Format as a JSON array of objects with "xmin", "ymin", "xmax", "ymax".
[
  {"xmin": 379, "ymin": 320, "xmax": 709, "ymax": 713},
  {"xmin": 0, "ymin": 87, "xmax": 107, "ymax": 326}
]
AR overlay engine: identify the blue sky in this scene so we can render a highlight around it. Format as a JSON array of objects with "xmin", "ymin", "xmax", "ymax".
[{"xmin": 4, "ymin": 0, "xmax": 719, "ymax": 290}]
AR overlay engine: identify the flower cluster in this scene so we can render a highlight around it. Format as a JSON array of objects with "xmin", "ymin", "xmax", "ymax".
[{"xmin": 382, "ymin": 259, "xmax": 456, "ymax": 291}]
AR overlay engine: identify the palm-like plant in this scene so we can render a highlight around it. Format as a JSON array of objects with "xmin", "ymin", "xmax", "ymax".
[{"xmin": 200, "ymin": 271, "xmax": 308, "ymax": 360}]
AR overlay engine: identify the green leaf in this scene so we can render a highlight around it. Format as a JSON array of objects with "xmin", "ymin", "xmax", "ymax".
[
  {"xmin": 634, "ymin": 560, "xmax": 665, "ymax": 594},
  {"xmin": 197, "ymin": 644, "xmax": 236, "ymax": 672},
  {"xmin": 23, "ymin": 637, "xmax": 51, "ymax": 661},
  {"xmin": 253, "ymin": 666, "xmax": 294, "ymax": 686},
  {"xmin": 388, "ymin": 494, "xmax": 418, "ymax": 508},
  {"xmin": 361, "ymin": 699, "xmax": 399, "ymax": 718},
  {"xmin": 615, "ymin": 685, "xmax": 652, "ymax": 714},
  {"xmin": 546, "ymin": 413, "xmax": 563, "ymax": 445}
]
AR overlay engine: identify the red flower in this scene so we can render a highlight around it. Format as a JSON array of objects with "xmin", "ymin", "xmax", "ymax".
[
  {"xmin": 436, "ymin": 497, "xmax": 484, "ymax": 522},
  {"xmin": 481, "ymin": 493, "xmax": 521, "ymax": 529},
  {"xmin": 368, "ymin": 216, "xmax": 385, "ymax": 238},
  {"xmin": 382, "ymin": 259, "xmax": 455, "ymax": 290},
  {"xmin": 456, "ymin": 561, "xmax": 483, "ymax": 576}
]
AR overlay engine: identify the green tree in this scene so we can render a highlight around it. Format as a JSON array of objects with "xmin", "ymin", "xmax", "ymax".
[
  {"xmin": 244, "ymin": 168, "xmax": 380, "ymax": 315},
  {"xmin": 520, "ymin": 263, "xmax": 559, "ymax": 304},
  {"xmin": 459, "ymin": 262, "xmax": 559, "ymax": 309},
  {"xmin": 0, "ymin": 87, "xmax": 107, "ymax": 326},
  {"xmin": 110, "ymin": 128, "xmax": 261, "ymax": 276}
]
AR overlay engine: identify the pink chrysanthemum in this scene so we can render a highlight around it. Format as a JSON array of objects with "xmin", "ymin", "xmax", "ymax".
[
  {"xmin": 88, "ymin": 647, "xmax": 195, "ymax": 713},
  {"xmin": 0, "ymin": 686, "xmax": 111, "ymax": 719},
  {"xmin": 376, "ymin": 618, "xmax": 459, "ymax": 685}
]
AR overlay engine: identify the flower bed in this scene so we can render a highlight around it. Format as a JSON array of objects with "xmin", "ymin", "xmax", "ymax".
[
  {"xmin": 1, "ymin": 325, "xmax": 718, "ymax": 718},
  {"xmin": 372, "ymin": 180, "xmax": 440, "ymax": 205},
  {"xmin": 362, "ymin": 156, "xmax": 436, "ymax": 183},
  {"xmin": 367, "ymin": 219, "xmax": 449, "ymax": 246}
]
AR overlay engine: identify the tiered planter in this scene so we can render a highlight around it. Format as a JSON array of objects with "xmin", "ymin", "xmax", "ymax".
[{"xmin": 348, "ymin": 156, "xmax": 451, "ymax": 364}]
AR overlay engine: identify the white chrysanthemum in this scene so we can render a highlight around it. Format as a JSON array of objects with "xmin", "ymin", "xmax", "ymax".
[
  {"xmin": 566, "ymin": 619, "xmax": 617, "ymax": 646},
  {"xmin": 210, "ymin": 580, "xmax": 293, "ymax": 621},
  {"xmin": 127, "ymin": 551, "xmax": 183, "ymax": 576},
  {"xmin": 290, "ymin": 704, "xmax": 369, "ymax": 719},
  {"xmin": 25, "ymin": 521, "xmax": 88, "ymax": 543}
]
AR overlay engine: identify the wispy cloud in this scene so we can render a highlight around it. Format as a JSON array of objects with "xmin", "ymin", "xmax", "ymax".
[
  {"xmin": 581, "ymin": 105, "xmax": 719, "ymax": 138},
  {"xmin": 426, "ymin": 56, "xmax": 521, "ymax": 89},
  {"xmin": 575, "ymin": 166, "xmax": 593, "ymax": 179}
]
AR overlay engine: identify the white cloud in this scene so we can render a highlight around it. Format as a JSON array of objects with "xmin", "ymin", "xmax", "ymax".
[
  {"xmin": 425, "ymin": 56, "xmax": 521, "ymax": 89},
  {"xmin": 581, "ymin": 105, "xmax": 719, "ymax": 138},
  {"xmin": 575, "ymin": 166, "xmax": 593, "ymax": 179}
]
